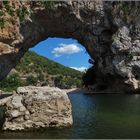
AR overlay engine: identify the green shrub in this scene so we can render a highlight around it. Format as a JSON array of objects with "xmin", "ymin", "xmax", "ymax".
[
  {"xmin": 26, "ymin": 75, "xmax": 38, "ymax": 86},
  {"xmin": 43, "ymin": 1, "xmax": 55, "ymax": 10},
  {"xmin": 0, "ymin": 18, "xmax": 5, "ymax": 28},
  {"xmin": 16, "ymin": 8, "xmax": 29, "ymax": 22},
  {"xmin": 37, "ymin": 73, "xmax": 44, "ymax": 81},
  {"xmin": 0, "ymin": 11, "xmax": 4, "ymax": 17},
  {"xmin": 3, "ymin": 1, "xmax": 14, "ymax": 16},
  {"xmin": 6, "ymin": 6, "xmax": 14, "ymax": 16},
  {"xmin": 3, "ymin": 1, "xmax": 9, "ymax": 6},
  {"xmin": 0, "ymin": 73, "xmax": 22, "ymax": 91}
]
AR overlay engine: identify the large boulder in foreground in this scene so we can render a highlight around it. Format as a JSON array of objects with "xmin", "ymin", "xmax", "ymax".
[{"xmin": 0, "ymin": 86, "xmax": 73, "ymax": 131}]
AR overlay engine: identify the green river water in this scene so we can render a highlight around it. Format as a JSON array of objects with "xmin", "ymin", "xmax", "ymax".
[{"xmin": 0, "ymin": 91, "xmax": 140, "ymax": 139}]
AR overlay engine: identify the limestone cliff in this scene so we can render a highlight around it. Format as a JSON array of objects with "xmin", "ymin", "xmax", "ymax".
[{"xmin": 0, "ymin": 1, "xmax": 140, "ymax": 92}]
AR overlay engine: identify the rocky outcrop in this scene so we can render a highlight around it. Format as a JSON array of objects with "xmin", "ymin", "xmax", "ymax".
[
  {"xmin": 0, "ymin": 1, "xmax": 140, "ymax": 92},
  {"xmin": 0, "ymin": 86, "xmax": 72, "ymax": 131}
]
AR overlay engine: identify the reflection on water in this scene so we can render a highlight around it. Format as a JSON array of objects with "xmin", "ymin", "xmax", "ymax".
[{"xmin": 1, "ymin": 92, "xmax": 140, "ymax": 138}]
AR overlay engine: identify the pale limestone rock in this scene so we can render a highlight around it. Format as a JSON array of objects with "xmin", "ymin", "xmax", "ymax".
[
  {"xmin": 1, "ymin": 86, "xmax": 73, "ymax": 131},
  {"xmin": 10, "ymin": 110, "xmax": 22, "ymax": 118},
  {"xmin": 0, "ymin": 96, "xmax": 13, "ymax": 106}
]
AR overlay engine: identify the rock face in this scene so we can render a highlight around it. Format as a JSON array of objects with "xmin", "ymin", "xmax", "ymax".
[
  {"xmin": 0, "ymin": 86, "xmax": 72, "ymax": 131},
  {"xmin": 0, "ymin": 1, "xmax": 140, "ymax": 92}
]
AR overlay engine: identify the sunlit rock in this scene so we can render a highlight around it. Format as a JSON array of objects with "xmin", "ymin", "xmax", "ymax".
[{"xmin": 0, "ymin": 86, "xmax": 73, "ymax": 131}]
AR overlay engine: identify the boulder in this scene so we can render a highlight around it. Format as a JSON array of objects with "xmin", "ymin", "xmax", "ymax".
[{"xmin": 0, "ymin": 86, "xmax": 73, "ymax": 131}]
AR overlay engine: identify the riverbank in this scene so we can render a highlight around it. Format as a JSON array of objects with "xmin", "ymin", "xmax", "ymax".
[
  {"xmin": 82, "ymin": 87, "xmax": 140, "ymax": 94},
  {"xmin": 62, "ymin": 88, "xmax": 84, "ymax": 94}
]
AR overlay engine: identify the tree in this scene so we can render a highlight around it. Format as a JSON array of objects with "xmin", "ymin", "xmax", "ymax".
[
  {"xmin": 0, "ymin": 73, "xmax": 22, "ymax": 91},
  {"xmin": 26, "ymin": 75, "xmax": 38, "ymax": 86}
]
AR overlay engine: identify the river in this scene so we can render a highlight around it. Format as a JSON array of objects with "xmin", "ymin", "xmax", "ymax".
[{"xmin": 1, "ymin": 91, "xmax": 140, "ymax": 139}]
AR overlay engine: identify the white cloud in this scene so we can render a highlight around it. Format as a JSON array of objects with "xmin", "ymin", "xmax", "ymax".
[
  {"xmin": 70, "ymin": 67, "xmax": 87, "ymax": 72},
  {"xmin": 52, "ymin": 43, "xmax": 83, "ymax": 57}
]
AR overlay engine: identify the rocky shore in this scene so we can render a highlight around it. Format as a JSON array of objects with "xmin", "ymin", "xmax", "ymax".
[
  {"xmin": 0, "ymin": 86, "xmax": 73, "ymax": 131},
  {"xmin": 62, "ymin": 88, "xmax": 82, "ymax": 94}
]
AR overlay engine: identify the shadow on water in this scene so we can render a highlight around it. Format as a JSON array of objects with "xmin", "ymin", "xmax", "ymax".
[{"xmin": 1, "ymin": 92, "xmax": 140, "ymax": 138}]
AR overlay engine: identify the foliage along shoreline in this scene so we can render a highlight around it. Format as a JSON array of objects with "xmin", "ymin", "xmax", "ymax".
[{"xmin": 0, "ymin": 51, "xmax": 83, "ymax": 92}]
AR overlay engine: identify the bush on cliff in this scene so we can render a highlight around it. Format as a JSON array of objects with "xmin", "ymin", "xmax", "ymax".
[{"xmin": 0, "ymin": 73, "xmax": 22, "ymax": 91}]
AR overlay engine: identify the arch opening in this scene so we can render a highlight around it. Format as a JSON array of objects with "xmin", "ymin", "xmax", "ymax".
[{"xmin": 0, "ymin": 37, "xmax": 93, "ymax": 92}]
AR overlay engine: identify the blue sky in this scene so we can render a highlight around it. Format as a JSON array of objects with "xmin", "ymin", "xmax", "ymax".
[{"xmin": 30, "ymin": 38, "xmax": 92, "ymax": 71}]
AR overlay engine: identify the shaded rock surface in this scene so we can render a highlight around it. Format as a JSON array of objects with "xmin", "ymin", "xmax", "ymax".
[
  {"xmin": 0, "ymin": 86, "xmax": 73, "ymax": 131},
  {"xmin": 0, "ymin": 1, "xmax": 140, "ymax": 92}
]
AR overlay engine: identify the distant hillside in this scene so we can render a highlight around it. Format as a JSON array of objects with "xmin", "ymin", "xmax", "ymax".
[{"xmin": 0, "ymin": 51, "xmax": 83, "ymax": 91}]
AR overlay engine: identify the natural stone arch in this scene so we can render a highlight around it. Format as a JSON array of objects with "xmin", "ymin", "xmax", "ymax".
[{"xmin": 0, "ymin": 1, "xmax": 140, "ymax": 92}]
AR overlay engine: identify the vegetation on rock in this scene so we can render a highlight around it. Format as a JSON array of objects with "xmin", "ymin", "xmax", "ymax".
[{"xmin": 16, "ymin": 8, "xmax": 29, "ymax": 22}]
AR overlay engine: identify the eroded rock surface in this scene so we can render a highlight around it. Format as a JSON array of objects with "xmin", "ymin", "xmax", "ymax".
[
  {"xmin": 0, "ymin": 86, "xmax": 72, "ymax": 131},
  {"xmin": 0, "ymin": 1, "xmax": 140, "ymax": 92}
]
